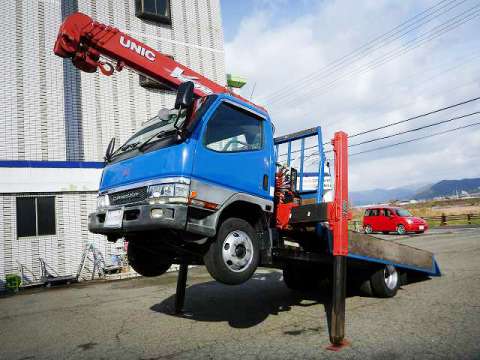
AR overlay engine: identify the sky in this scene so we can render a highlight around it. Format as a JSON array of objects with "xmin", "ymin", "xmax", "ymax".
[{"xmin": 219, "ymin": 0, "xmax": 480, "ymax": 192}]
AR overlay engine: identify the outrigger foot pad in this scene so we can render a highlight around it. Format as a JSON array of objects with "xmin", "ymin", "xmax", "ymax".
[{"xmin": 326, "ymin": 339, "xmax": 350, "ymax": 351}]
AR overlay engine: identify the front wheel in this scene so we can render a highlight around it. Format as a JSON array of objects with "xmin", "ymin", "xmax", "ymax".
[
  {"xmin": 364, "ymin": 225, "xmax": 373, "ymax": 234},
  {"xmin": 204, "ymin": 218, "xmax": 260, "ymax": 285},
  {"xmin": 126, "ymin": 238, "xmax": 172, "ymax": 277},
  {"xmin": 396, "ymin": 224, "xmax": 406, "ymax": 235}
]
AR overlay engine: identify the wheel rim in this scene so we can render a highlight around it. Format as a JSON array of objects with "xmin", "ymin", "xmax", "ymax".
[
  {"xmin": 221, "ymin": 230, "xmax": 254, "ymax": 273},
  {"xmin": 384, "ymin": 265, "xmax": 398, "ymax": 290},
  {"xmin": 365, "ymin": 226, "xmax": 372, "ymax": 234},
  {"xmin": 397, "ymin": 225, "xmax": 405, "ymax": 234}
]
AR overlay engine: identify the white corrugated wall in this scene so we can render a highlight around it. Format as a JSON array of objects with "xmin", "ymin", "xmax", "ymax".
[{"xmin": 0, "ymin": 0, "xmax": 225, "ymax": 289}]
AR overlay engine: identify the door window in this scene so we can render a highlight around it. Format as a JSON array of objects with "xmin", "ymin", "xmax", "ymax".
[{"xmin": 204, "ymin": 102, "xmax": 263, "ymax": 152}]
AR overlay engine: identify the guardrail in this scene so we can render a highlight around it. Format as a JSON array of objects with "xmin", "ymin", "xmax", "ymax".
[
  {"xmin": 349, "ymin": 213, "xmax": 480, "ymax": 231},
  {"xmin": 422, "ymin": 213, "xmax": 480, "ymax": 226}
]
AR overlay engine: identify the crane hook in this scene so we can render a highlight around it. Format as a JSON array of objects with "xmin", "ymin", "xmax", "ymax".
[{"xmin": 98, "ymin": 61, "xmax": 114, "ymax": 76}]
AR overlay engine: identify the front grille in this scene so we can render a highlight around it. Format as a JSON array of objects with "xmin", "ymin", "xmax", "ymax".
[{"xmin": 109, "ymin": 186, "xmax": 148, "ymax": 206}]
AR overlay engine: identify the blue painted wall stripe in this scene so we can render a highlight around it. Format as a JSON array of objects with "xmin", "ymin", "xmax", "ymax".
[{"xmin": 0, "ymin": 160, "xmax": 104, "ymax": 169}]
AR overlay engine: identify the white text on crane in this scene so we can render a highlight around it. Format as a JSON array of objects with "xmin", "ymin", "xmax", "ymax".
[
  {"xmin": 170, "ymin": 67, "xmax": 213, "ymax": 95},
  {"xmin": 119, "ymin": 36, "xmax": 156, "ymax": 62}
]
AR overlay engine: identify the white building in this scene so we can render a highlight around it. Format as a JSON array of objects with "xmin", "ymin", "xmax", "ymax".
[{"xmin": 0, "ymin": 0, "xmax": 225, "ymax": 289}]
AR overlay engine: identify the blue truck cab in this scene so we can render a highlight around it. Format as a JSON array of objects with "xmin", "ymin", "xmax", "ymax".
[
  {"xmin": 89, "ymin": 89, "xmax": 277, "ymax": 284},
  {"xmin": 88, "ymin": 83, "xmax": 440, "ymax": 289}
]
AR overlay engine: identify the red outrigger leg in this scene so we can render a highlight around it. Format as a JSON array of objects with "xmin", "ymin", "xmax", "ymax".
[
  {"xmin": 329, "ymin": 131, "xmax": 350, "ymax": 256},
  {"xmin": 327, "ymin": 131, "xmax": 350, "ymax": 349}
]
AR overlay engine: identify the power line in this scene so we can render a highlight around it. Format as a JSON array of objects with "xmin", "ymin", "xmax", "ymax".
[
  {"xmin": 271, "ymin": 45, "xmax": 480, "ymax": 139},
  {"xmin": 320, "ymin": 54, "xmax": 480, "ymax": 135},
  {"xmin": 349, "ymin": 95, "xmax": 480, "ymax": 138},
  {"xmin": 349, "ymin": 111, "xmax": 480, "ymax": 147},
  {"xmin": 278, "ymin": 97, "xmax": 480, "ymax": 162},
  {"xmin": 350, "ymin": 120, "xmax": 480, "ymax": 156},
  {"xmin": 282, "ymin": 119, "xmax": 479, "ymax": 183},
  {"xmin": 273, "ymin": 4, "xmax": 480, "ymax": 107},
  {"xmin": 263, "ymin": 0, "xmax": 472, "ymax": 104},
  {"xmin": 277, "ymin": 95, "xmax": 480, "ymax": 158},
  {"xmin": 258, "ymin": 0, "xmax": 459, "ymax": 102},
  {"xmin": 299, "ymin": 118, "xmax": 480, "ymax": 161}
]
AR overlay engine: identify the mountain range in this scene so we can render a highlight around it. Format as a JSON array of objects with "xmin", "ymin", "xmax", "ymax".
[
  {"xmin": 414, "ymin": 178, "xmax": 480, "ymax": 200},
  {"xmin": 350, "ymin": 177, "xmax": 480, "ymax": 206}
]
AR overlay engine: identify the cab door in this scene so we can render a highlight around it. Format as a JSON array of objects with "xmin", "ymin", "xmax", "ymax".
[{"xmin": 192, "ymin": 100, "xmax": 271, "ymax": 200}]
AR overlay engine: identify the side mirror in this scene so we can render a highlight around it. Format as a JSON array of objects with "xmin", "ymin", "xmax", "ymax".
[
  {"xmin": 175, "ymin": 81, "xmax": 195, "ymax": 109},
  {"xmin": 105, "ymin": 137, "xmax": 115, "ymax": 161}
]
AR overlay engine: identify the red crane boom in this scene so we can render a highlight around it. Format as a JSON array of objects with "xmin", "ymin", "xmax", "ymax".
[{"xmin": 54, "ymin": 12, "xmax": 261, "ymax": 109}]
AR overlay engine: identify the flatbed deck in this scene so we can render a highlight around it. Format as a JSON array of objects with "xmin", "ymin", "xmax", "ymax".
[{"xmin": 271, "ymin": 230, "xmax": 440, "ymax": 277}]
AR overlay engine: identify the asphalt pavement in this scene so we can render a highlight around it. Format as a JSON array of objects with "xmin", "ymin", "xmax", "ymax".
[{"xmin": 1, "ymin": 227, "xmax": 479, "ymax": 359}]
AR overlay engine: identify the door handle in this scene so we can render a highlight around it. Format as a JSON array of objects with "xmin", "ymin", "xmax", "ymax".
[{"xmin": 263, "ymin": 175, "xmax": 268, "ymax": 191}]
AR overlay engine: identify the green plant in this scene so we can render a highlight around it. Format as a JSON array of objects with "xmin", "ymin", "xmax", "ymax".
[{"xmin": 5, "ymin": 274, "xmax": 21, "ymax": 292}]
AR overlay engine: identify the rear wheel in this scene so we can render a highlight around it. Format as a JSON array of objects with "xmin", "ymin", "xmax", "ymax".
[
  {"xmin": 370, "ymin": 264, "xmax": 400, "ymax": 298},
  {"xmin": 396, "ymin": 224, "xmax": 406, "ymax": 235},
  {"xmin": 364, "ymin": 225, "xmax": 373, "ymax": 234},
  {"xmin": 204, "ymin": 218, "xmax": 259, "ymax": 285},
  {"xmin": 126, "ymin": 237, "xmax": 172, "ymax": 277}
]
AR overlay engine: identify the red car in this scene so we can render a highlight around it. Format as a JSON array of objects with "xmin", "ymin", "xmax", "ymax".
[{"xmin": 363, "ymin": 206, "xmax": 428, "ymax": 235}]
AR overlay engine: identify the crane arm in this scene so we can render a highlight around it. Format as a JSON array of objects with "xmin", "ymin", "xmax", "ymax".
[{"xmin": 54, "ymin": 12, "xmax": 258, "ymax": 107}]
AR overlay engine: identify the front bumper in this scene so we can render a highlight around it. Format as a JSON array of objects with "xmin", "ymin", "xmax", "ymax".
[
  {"xmin": 405, "ymin": 223, "xmax": 429, "ymax": 232},
  {"xmin": 88, "ymin": 203, "xmax": 188, "ymax": 236}
]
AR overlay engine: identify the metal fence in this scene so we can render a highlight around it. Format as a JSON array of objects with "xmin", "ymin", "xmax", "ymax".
[{"xmin": 422, "ymin": 213, "xmax": 480, "ymax": 226}]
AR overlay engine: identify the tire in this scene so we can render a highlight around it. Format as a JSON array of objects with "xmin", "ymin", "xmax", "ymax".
[
  {"xmin": 370, "ymin": 265, "xmax": 400, "ymax": 298},
  {"xmin": 204, "ymin": 218, "xmax": 259, "ymax": 285},
  {"xmin": 396, "ymin": 224, "xmax": 406, "ymax": 235},
  {"xmin": 127, "ymin": 239, "xmax": 172, "ymax": 277},
  {"xmin": 364, "ymin": 225, "xmax": 373, "ymax": 234}
]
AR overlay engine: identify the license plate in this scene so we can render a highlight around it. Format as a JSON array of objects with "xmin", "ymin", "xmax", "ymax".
[
  {"xmin": 104, "ymin": 209, "xmax": 123, "ymax": 228},
  {"xmin": 419, "ymin": 225, "xmax": 425, "ymax": 230}
]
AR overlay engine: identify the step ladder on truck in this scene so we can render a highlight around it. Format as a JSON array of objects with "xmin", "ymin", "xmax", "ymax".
[{"xmin": 54, "ymin": 12, "xmax": 441, "ymax": 347}]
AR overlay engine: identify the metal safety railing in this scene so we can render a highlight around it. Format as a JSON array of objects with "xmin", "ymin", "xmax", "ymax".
[{"xmin": 274, "ymin": 126, "xmax": 326, "ymax": 204}]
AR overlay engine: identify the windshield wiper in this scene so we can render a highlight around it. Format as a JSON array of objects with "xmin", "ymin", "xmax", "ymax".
[
  {"xmin": 138, "ymin": 129, "xmax": 178, "ymax": 152},
  {"xmin": 120, "ymin": 142, "xmax": 140, "ymax": 152},
  {"xmin": 106, "ymin": 142, "xmax": 140, "ymax": 163}
]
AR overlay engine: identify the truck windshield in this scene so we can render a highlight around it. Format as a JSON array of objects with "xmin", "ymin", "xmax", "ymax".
[
  {"xmin": 117, "ymin": 108, "xmax": 186, "ymax": 154},
  {"xmin": 396, "ymin": 209, "xmax": 413, "ymax": 217},
  {"xmin": 107, "ymin": 95, "xmax": 215, "ymax": 163}
]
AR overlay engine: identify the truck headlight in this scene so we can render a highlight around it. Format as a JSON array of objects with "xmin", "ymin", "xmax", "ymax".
[
  {"xmin": 147, "ymin": 183, "xmax": 189, "ymax": 204},
  {"xmin": 97, "ymin": 194, "xmax": 110, "ymax": 210}
]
